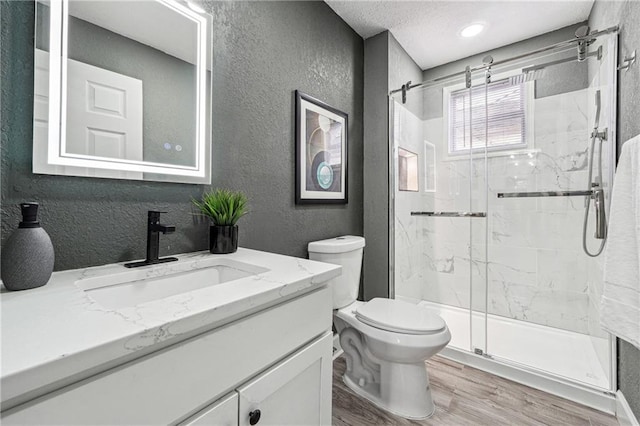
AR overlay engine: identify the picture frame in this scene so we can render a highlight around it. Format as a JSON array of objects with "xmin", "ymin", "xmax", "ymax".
[{"xmin": 295, "ymin": 90, "xmax": 348, "ymax": 204}]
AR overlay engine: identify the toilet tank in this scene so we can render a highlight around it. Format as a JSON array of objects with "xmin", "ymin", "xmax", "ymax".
[{"xmin": 307, "ymin": 236, "xmax": 365, "ymax": 309}]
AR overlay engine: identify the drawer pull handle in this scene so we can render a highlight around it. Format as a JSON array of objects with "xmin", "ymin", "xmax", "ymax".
[{"xmin": 249, "ymin": 409, "xmax": 261, "ymax": 425}]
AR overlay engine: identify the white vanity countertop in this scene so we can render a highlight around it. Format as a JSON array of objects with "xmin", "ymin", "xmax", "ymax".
[{"xmin": 0, "ymin": 248, "xmax": 340, "ymax": 406}]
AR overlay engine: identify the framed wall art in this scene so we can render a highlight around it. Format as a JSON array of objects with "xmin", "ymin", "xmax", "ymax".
[{"xmin": 295, "ymin": 91, "xmax": 348, "ymax": 204}]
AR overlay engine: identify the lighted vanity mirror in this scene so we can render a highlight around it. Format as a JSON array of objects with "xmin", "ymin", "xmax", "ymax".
[{"xmin": 33, "ymin": 0, "xmax": 212, "ymax": 183}]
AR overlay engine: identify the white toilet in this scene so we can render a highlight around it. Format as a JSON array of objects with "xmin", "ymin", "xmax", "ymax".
[{"xmin": 308, "ymin": 235, "xmax": 451, "ymax": 420}]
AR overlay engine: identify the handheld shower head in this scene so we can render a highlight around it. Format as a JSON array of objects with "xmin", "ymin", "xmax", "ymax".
[{"xmin": 594, "ymin": 89, "xmax": 601, "ymax": 129}]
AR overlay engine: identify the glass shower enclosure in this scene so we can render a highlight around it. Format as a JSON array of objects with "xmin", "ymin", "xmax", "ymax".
[{"xmin": 389, "ymin": 30, "xmax": 618, "ymax": 395}]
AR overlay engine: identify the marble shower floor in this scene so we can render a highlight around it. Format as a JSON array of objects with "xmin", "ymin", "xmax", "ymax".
[{"xmin": 331, "ymin": 356, "xmax": 619, "ymax": 426}]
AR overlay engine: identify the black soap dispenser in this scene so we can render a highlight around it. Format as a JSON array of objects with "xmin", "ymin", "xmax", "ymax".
[{"xmin": 1, "ymin": 203, "xmax": 55, "ymax": 291}]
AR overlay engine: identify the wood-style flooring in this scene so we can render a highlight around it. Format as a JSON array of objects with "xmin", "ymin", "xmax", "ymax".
[{"xmin": 332, "ymin": 355, "xmax": 619, "ymax": 426}]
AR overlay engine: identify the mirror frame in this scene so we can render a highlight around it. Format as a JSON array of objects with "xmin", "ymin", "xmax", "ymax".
[{"xmin": 35, "ymin": 0, "xmax": 212, "ymax": 183}]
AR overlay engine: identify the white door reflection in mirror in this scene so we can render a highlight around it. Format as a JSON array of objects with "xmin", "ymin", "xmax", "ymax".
[
  {"xmin": 66, "ymin": 59, "xmax": 143, "ymax": 163},
  {"xmin": 34, "ymin": 49, "xmax": 143, "ymax": 179}
]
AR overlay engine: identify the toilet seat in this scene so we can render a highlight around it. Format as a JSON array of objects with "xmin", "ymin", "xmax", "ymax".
[
  {"xmin": 336, "ymin": 301, "xmax": 450, "ymax": 353},
  {"xmin": 355, "ymin": 298, "xmax": 445, "ymax": 335}
]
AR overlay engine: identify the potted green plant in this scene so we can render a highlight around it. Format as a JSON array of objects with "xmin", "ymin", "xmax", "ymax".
[{"xmin": 193, "ymin": 189, "xmax": 248, "ymax": 254}]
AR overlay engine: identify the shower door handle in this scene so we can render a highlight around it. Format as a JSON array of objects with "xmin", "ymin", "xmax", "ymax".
[
  {"xmin": 411, "ymin": 211, "xmax": 487, "ymax": 217},
  {"xmin": 497, "ymin": 190, "xmax": 594, "ymax": 198}
]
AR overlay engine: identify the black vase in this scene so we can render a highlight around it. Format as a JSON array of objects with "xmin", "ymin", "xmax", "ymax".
[{"xmin": 210, "ymin": 225, "xmax": 238, "ymax": 254}]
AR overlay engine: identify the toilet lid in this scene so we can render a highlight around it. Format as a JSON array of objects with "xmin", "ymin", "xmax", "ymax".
[{"xmin": 355, "ymin": 298, "xmax": 446, "ymax": 335}]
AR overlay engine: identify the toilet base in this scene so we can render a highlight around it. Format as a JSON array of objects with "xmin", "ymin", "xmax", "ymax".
[{"xmin": 343, "ymin": 360, "xmax": 436, "ymax": 420}]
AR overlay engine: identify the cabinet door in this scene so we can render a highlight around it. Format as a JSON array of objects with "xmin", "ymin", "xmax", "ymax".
[
  {"xmin": 181, "ymin": 393, "xmax": 238, "ymax": 426},
  {"xmin": 237, "ymin": 332, "xmax": 332, "ymax": 426}
]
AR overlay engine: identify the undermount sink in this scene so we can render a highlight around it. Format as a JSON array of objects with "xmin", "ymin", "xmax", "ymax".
[{"xmin": 76, "ymin": 258, "xmax": 270, "ymax": 309}]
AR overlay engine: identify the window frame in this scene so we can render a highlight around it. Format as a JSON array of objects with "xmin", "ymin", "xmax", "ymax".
[{"xmin": 442, "ymin": 69, "xmax": 535, "ymax": 160}]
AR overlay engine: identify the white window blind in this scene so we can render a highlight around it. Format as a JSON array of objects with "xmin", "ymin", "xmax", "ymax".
[{"xmin": 449, "ymin": 79, "xmax": 528, "ymax": 154}]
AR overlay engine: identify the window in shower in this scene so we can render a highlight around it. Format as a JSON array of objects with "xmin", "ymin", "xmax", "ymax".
[{"xmin": 445, "ymin": 79, "xmax": 534, "ymax": 155}]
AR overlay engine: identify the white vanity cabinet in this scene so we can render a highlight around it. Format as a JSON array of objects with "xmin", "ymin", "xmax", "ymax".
[
  {"xmin": 183, "ymin": 332, "xmax": 332, "ymax": 426},
  {"xmin": 183, "ymin": 393, "xmax": 239, "ymax": 426},
  {"xmin": 237, "ymin": 332, "xmax": 332, "ymax": 426},
  {"xmin": 1, "ymin": 286, "xmax": 333, "ymax": 426}
]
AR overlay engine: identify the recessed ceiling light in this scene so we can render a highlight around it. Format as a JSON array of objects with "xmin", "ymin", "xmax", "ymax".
[{"xmin": 460, "ymin": 23, "xmax": 485, "ymax": 38}]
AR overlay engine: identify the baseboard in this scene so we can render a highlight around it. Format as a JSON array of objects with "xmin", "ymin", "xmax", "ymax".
[{"xmin": 617, "ymin": 390, "xmax": 640, "ymax": 426}]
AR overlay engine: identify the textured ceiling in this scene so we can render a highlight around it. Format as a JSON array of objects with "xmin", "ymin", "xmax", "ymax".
[{"xmin": 325, "ymin": 1, "xmax": 595, "ymax": 70}]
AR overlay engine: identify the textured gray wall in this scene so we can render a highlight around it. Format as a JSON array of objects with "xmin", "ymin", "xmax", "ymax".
[
  {"xmin": 590, "ymin": 0, "xmax": 640, "ymax": 419},
  {"xmin": 1, "ymin": 1, "xmax": 364, "ymax": 271},
  {"xmin": 362, "ymin": 32, "xmax": 422, "ymax": 301},
  {"xmin": 363, "ymin": 32, "xmax": 389, "ymax": 301}
]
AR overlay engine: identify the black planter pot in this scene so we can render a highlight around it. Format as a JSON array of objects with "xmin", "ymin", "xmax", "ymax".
[{"xmin": 210, "ymin": 225, "xmax": 238, "ymax": 254}]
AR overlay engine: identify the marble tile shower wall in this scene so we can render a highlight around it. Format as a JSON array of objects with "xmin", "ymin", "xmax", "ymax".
[
  {"xmin": 394, "ymin": 102, "xmax": 429, "ymax": 302},
  {"xmin": 394, "ymin": 88, "xmax": 607, "ymax": 335}
]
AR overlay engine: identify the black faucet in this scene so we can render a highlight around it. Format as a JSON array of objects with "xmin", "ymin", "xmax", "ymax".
[{"xmin": 124, "ymin": 211, "xmax": 178, "ymax": 268}]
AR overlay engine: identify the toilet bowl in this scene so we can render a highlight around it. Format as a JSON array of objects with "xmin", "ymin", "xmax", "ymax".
[
  {"xmin": 308, "ymin": 236, "xmax": 451, "ymax": 419},
  {"xmin": 334, "ymin": 299, "xmax": 451, "ymax": 419}
]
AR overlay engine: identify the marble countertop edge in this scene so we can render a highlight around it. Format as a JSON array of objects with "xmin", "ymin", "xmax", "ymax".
[{"xmin": 0, "ymin": 248, "xmax": 341, "ymax": 407}]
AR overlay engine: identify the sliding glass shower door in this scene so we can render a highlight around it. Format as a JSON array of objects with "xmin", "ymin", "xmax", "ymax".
[
  {"xmin": 482, "ymin": 34, "xmax": 617, "ymax": 390},
  {"xmin": 391, "ymin": 30, "xmax": 617, "ymax": 393},
  {"xmin": 391, "ymin": 69, "xmax": 490, "ymax": 355}
]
